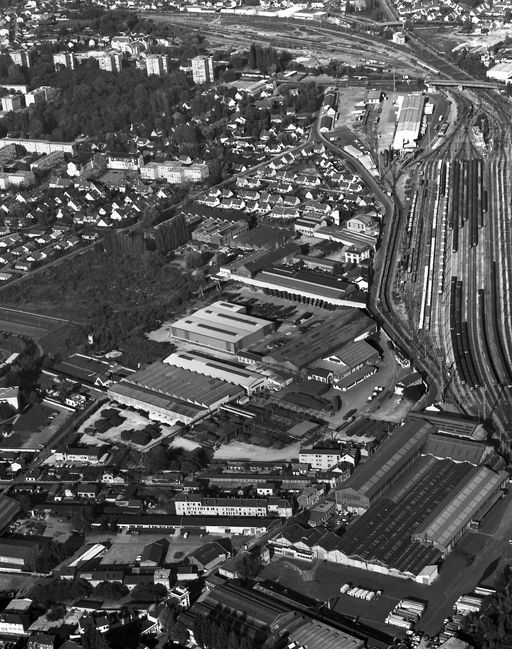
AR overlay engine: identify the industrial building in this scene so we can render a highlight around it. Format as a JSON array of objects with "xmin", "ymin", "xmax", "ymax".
[
  {"xmin": 107, "ymin": 361, "xmax": 243, "ymax": 425},
  {"xmin": 0, "ymin": 538, "xmax": 39, "ymax": 570},
  {"xmin": 412, "ymin": 465, "xmax": 507, "ymax": 554},
  {"xmin": 263, "ymin": 311, "xmax": 376, "ymax": 373},
  {"xmin": 486, "ymin": 62, "xmax": 512, "ymax": 83},
  {"xmin": 327, "ymin": 418, "xmax": 507, "ymax": 582},
  {"xmin": 0, "ymin": 495, "xmax": 21, "ymax": 535},
  {"xmin": 335, "ymin": 419, "xmax": 435, "ymax": 513},
  {"xmin": 192, "ymin": 217, "xmax": 248, "ymax": 246},
  {"xmin": 392, "ymin": 93, "xmax": 424, "ymax": 150},
  {"xmin": 309, "ymin": 339, "xmax": 380, "ymax": 383},
  {"xmin": 181, "ymin": 581, "xmax": 372, "ymax": 649},
  {"xmin": 234, "ymin": 266, "xmax": 367, "ymax": 308},
  {"xmin": 168, "ymin": 301, "xmax": 273, "ymax": 354},
  {"xmin": 408, "ymin": 410, "xmax": 486, "ymax": 441},
  {"xmin": 164, "ymin": 350, "xmax": 267, "ymax": 394}
]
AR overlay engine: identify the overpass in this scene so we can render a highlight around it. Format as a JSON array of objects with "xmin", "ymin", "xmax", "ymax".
[{"xmin": 426, "ymin": 78, "xmax": 502, "ymax": 90}]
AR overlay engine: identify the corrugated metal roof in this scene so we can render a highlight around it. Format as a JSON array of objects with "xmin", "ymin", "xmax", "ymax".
[
  {"xmin": 337, "ymin": 420, "xmax": 433, "ymax": 500},
  {"xmin": 413, "ymin": 466, "xmax": 507, "ymax": 550}
]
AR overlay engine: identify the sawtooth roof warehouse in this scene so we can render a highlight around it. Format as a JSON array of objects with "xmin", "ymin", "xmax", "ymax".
[{"xmin": 271, "ymin": 418, "xmax": 507, "ymax": 585}]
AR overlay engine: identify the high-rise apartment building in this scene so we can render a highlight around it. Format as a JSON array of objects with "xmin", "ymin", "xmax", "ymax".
[
  {"xmin": 9, "ymin": 51, "xmax": 31, "ymax": 68},
  {"xmin": 191, "ymin": 55, "xmax": 214, "ymax": 84},
  {"xmin": 146, "ymin": 54, "xmax": 168, "ymax": 76},
  {"xmin": 53, "ymin": 52, "xmax": 76, "ymax": 70}
]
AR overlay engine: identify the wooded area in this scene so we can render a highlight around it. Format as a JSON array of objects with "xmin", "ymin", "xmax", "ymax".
[{"xmin": 1, "ymin": 246, "xmax": 194, "ymax": 363}]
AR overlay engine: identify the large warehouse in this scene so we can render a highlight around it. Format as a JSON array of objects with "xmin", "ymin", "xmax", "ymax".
[
  {"xmin": 412, "ymin": 465, "xmax": 507, "ymax": 554},
  {"xmin": 264, "ymin": 311, "xmax": 376, "ymax": 373},
  {"xmin": 237, "ymin": 267, "xmax": 367, "ymax": 309},
  {"xmin": 108, "ymin": 362, "xmax": 243, "ymax": 425},
  {"xmin": 163, "ymin": 350, "xmax": 267, "ymax": 395},
  {"xmin": 329, "ymin": 417, "xmax": 508, "ymax": 582},
  {"xmin": 392, "ymin": 93, "xmax": 424, "ymax": 150},
  {"xmin": 336, "ymin": 419, "xmax": 433, "ymax": 513},
  {"xmin": 169, "ymin": 301, "xmax": 273, "ymax": 354}
]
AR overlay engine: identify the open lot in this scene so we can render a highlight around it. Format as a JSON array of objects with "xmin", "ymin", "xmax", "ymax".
[
  {"xmin": 93, "ymin": 529, "xmax": 251, "ymax": 566},
  {"xmin": 5, "ymin": 404, "xmax": 70, "ymax": 451},
  {"xmin": 0, "ymin": 308, "xmax": 78, "ymax": 357},
  {"xmin": 77, "ymin": 402, "xmax": 179, "ymax": 450},
  {"xmin": 214, "ymin": 440, "xmax": 301, "ymax": 461},
  {"xmin": 0, "ymin": 573, "xmax": 36, "ymax": 595},
  {"xmin": 0, "ymin": 318, "xmax": 49, "ymax": 340},
  {"xmin": 335, "ymin": 87, "xmax": 368, "ymax": 132}
]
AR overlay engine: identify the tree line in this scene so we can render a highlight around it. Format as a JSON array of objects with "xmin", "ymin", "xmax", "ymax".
[{"xmin": 193, "ymin": 611, "xmax": 269, "ymax": 649}]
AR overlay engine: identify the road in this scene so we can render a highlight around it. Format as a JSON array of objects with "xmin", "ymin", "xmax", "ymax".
[{"xmin": 313, "ymin": 109, "xmax": 442, "ymax": 405}]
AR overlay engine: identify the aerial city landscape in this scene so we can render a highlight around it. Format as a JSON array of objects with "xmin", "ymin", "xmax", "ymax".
[{"xmin": 0, "ymin": 0, "xmax": 510, "ymax": 647}]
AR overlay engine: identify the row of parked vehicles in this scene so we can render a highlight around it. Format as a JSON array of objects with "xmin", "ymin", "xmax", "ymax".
[
  {"xmin": 339, "ymin": 583, "xmax": 383, "ymax": 601},
  {"xmin": 385, "ymin": 598, "xmax": 426, "ymax": 631}
]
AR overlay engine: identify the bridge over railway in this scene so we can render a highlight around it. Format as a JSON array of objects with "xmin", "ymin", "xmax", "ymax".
[{"xmin": 426, "ymin": 78, "xmax": 502, "ymax": 90}]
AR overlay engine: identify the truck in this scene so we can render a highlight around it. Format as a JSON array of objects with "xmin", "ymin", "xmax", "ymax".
[
  {"xmin": 399, "ymin": 598, "xmax": 426, "ymax": 615},
  {"xmin": 385, "ymin": 614, "xmax": 413, "ymax": 630}
]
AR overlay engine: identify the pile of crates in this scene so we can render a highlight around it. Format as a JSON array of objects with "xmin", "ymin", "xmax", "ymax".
[
  {"xmin": 339, "ymin": 583, "xmax": 382, "ymax": 601},
  {"xmin": 385, "ymin": 598, "xmax": 426, "ymax": 631}
]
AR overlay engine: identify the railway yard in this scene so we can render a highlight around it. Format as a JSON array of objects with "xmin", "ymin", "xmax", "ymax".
[
  {"xmin": 143, "ymin": 12, "xmax": 437, "ymax": 77},
  {"xmin": 387, "ymin": 86, "xmax": 512, "ymax": 438},
  {"xmin": 164, "ymin": 9, "xmax": 512, "ymax": 442}
]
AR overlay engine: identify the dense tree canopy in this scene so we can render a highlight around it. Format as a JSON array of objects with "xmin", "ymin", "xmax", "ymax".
[
  {"xmin": 1, "ymin": 63, "xmax": 195, "ymax": 141},
  {"xmin": 464, "ymin": 565, "xmax": 512, "ymax": 649},
  {"xmin": 30, "ymin": 577, "xmax": 92, "ymax": 606}
]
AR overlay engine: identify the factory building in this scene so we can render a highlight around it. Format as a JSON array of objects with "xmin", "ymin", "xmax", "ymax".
[
  {"xmin": 169, "ymin": 301, "xmax": 273, "ymax": 354},
  {"xmin": 192, "ymin": 217, "xmax": 249, "ymax": 246},
  {"xmin": 0, "ymin": 538, "xmax": 39, "ymax": 570},
  {"xmin": 264, "ymin": 311, "xmax": 376, "ymax": 374},
  {"xmin": 486, "ymin": 62, "xmax": 512, "ymax": 83},
  {"xmin": 326, "ymin": 417, "xmax": 508, "ymax": 583},
  {"xmin": 336, "ymin": 419, "xmax": 433, "ymax": 513},
  {"xmin": 392, "ymin": 93, "xmax": 424, "ymax": 150},
  {"xmin": 107, "ymin": 361, "xmax": 243, "ymax": 425},
  {"xmin": 412, "ymin": 465, "xmax": 507, "ymax": 554},
  {"xmin": 164, "ymin": 350, "xmax": 267, "ymax": 394},
  {"xmin": 230, "ymin": 266, "xmax": 367, "ymax": 309}
]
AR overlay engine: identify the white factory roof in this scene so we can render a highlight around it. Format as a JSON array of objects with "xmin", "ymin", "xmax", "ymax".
[
  {"xmin": 170, "ymin": 301, "xmax": 271, "ymax": 345},
  {"xmin": 164, "ymin": 350, "xmax": 267, "ymax": 390},
  {"xmin": 392, "ymin": 93, "xmax": 424, "ymax": 150},
  {"xmin": 486, "ymin": 62, "xmax": 512, "ymax": 81}
]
